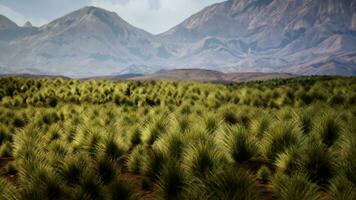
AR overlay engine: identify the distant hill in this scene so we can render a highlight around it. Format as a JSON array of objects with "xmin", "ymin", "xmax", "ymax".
[{"xmin": 128, "ymin": 69, "xmax": 296, "ymax": 83}]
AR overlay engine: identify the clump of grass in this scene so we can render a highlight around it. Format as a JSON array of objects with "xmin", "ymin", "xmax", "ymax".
[
  {"xmin": 249, "ymin": 115, "xmax": 271, "ymax": 139},
  {"xmin": 275, "ymin": 146, "xmax": 301, "ymax": 175},
  {"xmin": 12, "ymin": 116, "xmax": 26, "ymax": 128},
  {"xmin": 127, "ymin": 145, "xmax": 148, "ymax": 174},
  {"xmin": 141, "ymin": 116, "xmax": 169, "ymax": 145},
  {"xmin": 219, "ymin": 125, "xmax": 260, "ymax": 163},
  {"xmin": 105, "ymin": 177, "xmax": 134, "ymax": 200},
  {"xmin": 257, "ymin": 166, "xmax": 272, "ymax": 184},
  {"xmin": 182, "ymin": 141, "xmax": 223, "ymax": 178},
  {"xmin": 0, "ymin": 126, "xmax": 11, "ymax": 144},
  {"xmin": 183, "ymin": 166, "xmax": 261, "ymax": 200},
  {"xmin": 262, "ymin": 122, "xmax": 303, "ymax": 161},
  {"xmin": 298, "ymin": 142, "xmax": 335, "ymax": 185},
  {"xmin": 75, "ymin": 173, "xmax": 104, "ymax": 200},
  {"xmin": 270, "ymin": 173, "xmax": 321, "ymax": 200},
  {"xmin": 95, "ymin": 157, "xmax": 119, "ymax": 184},
  {"xmin": 154, "ymin": 132, "xmax": 185, "ymax": 160},
  {"xmin": 328, "ymin": 175, "xmax": 356, "ymax": 200},
  {"xmin": 141, "ymin": 149, "xmax": 166, "ymax": 189},
  {"xmin": 0, "ymin": 178, "xmax": 18, "ymax": 200},
  {"xmin": 312, "ymin": 112, "xmax": 342, "ymax": 147},
  {"xmin": 98, "ymin": 135, "xmax": 127, "ymax": 162},
  {"xmin": 292, "ymin": 110, "xmax": 313, "ymax": 135},
  {"xmin": 57, "ymin": 155, "xmax": 89, "ymax": 186},
  {"xmin": 0, "ymin": 141, "xmax": 12, "ymax": 157},
  {"xmin": 157, "ymin": 161, "xmax": 185, "ymax": 200},
  {"xmin": 201, "ymin": 114, "xmax": 220, "ymax": 134},
  {"xmin": 221, "ymin": 109, "xmax": 238, "ymax": 125}
]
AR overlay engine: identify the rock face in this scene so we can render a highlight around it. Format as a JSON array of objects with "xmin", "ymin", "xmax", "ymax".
[
  {"xmin": 161, "ymin": 0, "xmax": 356, "ymax": 75},
  {"xmin": 0, "ymin": 1, "xmax": 356, "ymax": 77}
]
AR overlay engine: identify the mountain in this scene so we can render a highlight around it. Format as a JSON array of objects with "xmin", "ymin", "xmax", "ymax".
[
  {"xmin": 161, "ymin": 0, "xmax": 356, "ymax": 75},
  {"xmin": 0, "ymin": 1, "xmax": 356, "ymax": 77},
  {"xmin": 0, "ymin": 15, "xmax": 18, "ymax": 30},
  {"xmin": 0, "ymin": 7, "xmax": 170, "ymax": 77}
]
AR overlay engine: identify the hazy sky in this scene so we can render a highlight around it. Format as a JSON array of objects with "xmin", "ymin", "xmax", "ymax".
[{"xmin": 0, "ymin": 0, "xmax": 224, "ymax": 34}]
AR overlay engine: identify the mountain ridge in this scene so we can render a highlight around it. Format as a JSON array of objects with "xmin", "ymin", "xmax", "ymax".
[{"xmin": 0, "ymin": 1, "xmax": 355, "ymax": 77}]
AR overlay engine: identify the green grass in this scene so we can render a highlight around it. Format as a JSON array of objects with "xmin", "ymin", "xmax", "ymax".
[{"xmin": 0, "ymin": 76, "xmax": 355, "ymax": 199}]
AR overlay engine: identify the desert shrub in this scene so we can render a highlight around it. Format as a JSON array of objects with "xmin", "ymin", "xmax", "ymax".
[{"xmin": 270, "ymin": 173, "xmax": 322, "ymax": 200}]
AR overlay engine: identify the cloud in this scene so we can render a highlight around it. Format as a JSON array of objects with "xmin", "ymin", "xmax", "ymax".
[{"xmin": 0, "ymin": 4, "xmax": 47, "ymax": 26}]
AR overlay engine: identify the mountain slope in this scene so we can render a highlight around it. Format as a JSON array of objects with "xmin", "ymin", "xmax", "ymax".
[
  {"xmin": 0, "ymin": 1, "xmax": 356, "ymax": 77},
  {"xmin": 161, "ymin": 0, "xmax": 356, "ymax": 75},
  {"xmin": 0, "ymin": 7, "xmax": 170, "ymax": 77}
]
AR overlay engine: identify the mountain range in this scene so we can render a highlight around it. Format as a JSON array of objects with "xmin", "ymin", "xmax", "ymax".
[{"xmin": 0, "ymin": 0, "xmax": 356, "ymax": 78}]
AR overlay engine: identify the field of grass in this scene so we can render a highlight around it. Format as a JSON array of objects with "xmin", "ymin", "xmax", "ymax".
[{"xmin": 0, "ymin": 76, "xmax": 355, "ymax": 200}]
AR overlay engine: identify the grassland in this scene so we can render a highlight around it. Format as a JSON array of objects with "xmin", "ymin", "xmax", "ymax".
[{"xmin": 0, "ymin": 76, "xmax": 355, "ymax": 200}]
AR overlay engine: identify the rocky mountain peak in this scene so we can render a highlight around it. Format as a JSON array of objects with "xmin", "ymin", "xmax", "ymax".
[
  {"xmin": 23, "ymin": 21, "xmax": 33, "ymax": 27},
  {"xmin": 0, "ymin": 15, "xmax": 18, "ymax": 30}
]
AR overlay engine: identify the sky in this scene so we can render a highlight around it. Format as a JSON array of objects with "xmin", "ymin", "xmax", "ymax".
[{"xmin": 0, "ymin": 0, "xmax": 224, "ymax": 34}]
